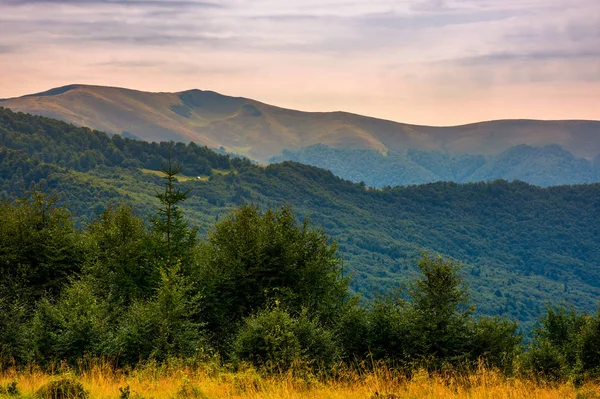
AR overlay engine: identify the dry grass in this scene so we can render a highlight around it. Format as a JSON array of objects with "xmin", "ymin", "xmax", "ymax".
[
  {"xmin": 1, "ymin": 362, "xmax": 599, "ymax": 399},
  {"xmin": 141, "ymin": 169, "xmax": 206, "ymax": 182}
]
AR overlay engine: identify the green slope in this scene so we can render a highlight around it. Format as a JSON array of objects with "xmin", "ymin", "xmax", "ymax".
[
  {"xmin": 273, "ymin": 144, "xmax": 600, "ymax": 187},
  {"xmin": 1, "ymin": 107, "xmax": 600, "ymax": 332}
]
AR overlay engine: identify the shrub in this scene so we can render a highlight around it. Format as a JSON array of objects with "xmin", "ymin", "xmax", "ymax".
[
  {"xmin": 524, "ymin": 339, "xmax": 568, "ymax": 380},
  {"xmin": 35, "ymin": 377, "xmax": 87, "ymax": 399},
  {"xmin": 468, "ymin": 316, "xmax": 521, "ymax": 373},
  {"xmin": 524, "ymin": 305, "xmax": 586, "ymax": 380},
  {"xmin": 196, "ymin": 205, "xmax": 350, "ymax": 345},
  {"xmin": 232, "ymin": 307, "xmax": 338, "ymax": 371},
  {"xmin": 367, "ymin": 296, "xmax": 411, "ymax": 362},
  {"xmin": 31, "ymin": 279, "xmax": 111, "ymax": 364},
  {"xmin": 113, "ymin": 265, "xmax": 205, "ymax": 365},
  {"xmin": 333, "ymin": 303, "xmax": 370, "ymax": 361},
  {"xmin": 233, "ymin": 307, "xmax": 301, "ymax": 370}
]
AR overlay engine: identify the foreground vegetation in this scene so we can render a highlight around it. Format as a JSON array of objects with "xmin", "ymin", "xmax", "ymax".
[
  {"xmin": 2, "ymin": 362, "xmax": 600, "ymax": 399},
  {"xmin": 3, "ymin": 159, "xmax": 600, "ymax": 385}
]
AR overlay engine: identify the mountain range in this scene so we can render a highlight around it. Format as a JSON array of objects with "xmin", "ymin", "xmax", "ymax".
[{"xmin": 2, "ymin": 84, "xmax": 599, "ymax": 187}]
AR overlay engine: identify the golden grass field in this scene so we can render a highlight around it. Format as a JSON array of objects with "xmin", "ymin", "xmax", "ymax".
[{"xmin": 1, "ymin": 362, "xmax": 599, "ymax": 399}]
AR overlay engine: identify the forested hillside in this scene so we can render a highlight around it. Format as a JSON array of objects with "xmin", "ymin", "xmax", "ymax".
[
  {"xmin": 273, "ymin": 144, "xmax": 600, "ymax": 187},
  {"xmin": 1, "ymin": 107, "xmax": 600, "ymax": 331}
]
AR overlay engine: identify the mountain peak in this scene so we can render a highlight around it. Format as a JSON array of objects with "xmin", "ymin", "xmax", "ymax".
[{"xmin": 23, "ymin": 84, "xmax": 82, "ymax": 98}]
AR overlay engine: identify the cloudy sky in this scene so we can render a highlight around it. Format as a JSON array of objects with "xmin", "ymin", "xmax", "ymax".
[{"xmin": 0, "ymin": 0, "xmax": 598, "ymax": 125}]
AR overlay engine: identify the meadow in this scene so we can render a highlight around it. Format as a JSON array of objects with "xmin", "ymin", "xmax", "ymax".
[{"xmin": 1, "ymin": 362, "xmax": 599, "ymax": 399}]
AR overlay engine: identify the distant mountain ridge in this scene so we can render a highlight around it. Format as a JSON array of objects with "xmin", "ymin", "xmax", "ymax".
[
  {"xmin": 2, "ymin": 84, "xmax": 599, "ymax": 166},
  {"xmin": 273, "ymin": 143, "xmax": 600, "ymax": 187}
]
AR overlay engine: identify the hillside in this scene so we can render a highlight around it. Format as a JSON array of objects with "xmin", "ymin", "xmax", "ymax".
[
  {"xmin": 274, "ymin": 144, "xmax": 600, "ymax": 187},
  {"xmin": 1, "ymin": 107, "xmax": 600, "ymax": 331},
  {"xmin": 2, "ymin": 85, "xmax": 600, "ymax": 165}
]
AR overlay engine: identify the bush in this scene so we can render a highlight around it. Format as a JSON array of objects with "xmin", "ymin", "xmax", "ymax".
[
  {"xmin": 31, "ymin": 279, "xmax": 111, "ymax": 364},
  {"xmin": 580, "ymin": 312, "xmax": 600, "ymax": 376},
  {"xmin": 113, "ymin": 265, "xmax": 205, "ymax": 365},
  {"xmin": 524, "ymin": 339, "xmax": 568, "ymax": 380},
  {"xmin": 293, "ymin": 311, "xmax": 339, "ymax": 368},
  {"xmin": 333, "ymin": 303, "xmax": 370, "ymax": 361},
  {"xmin": 468, "ymin": 317, "xmax": 521, "ymax": 373},
  {"xmin": 196, "ymin": 205, "xmax": 350, "ymax": 345},
  {"xmin": 524, "ymin": 305, "xmax": 586, "ymax": 380},
  {"xmin": 232, "ymin": 307, "xmax": 338, "ymax": 371},
  {"xmin": 0, "ymin": 298, "xmax": 28, "ymax": 365},
  {"xmin": 35, "ymin": 377, "xmax": 87, "ymax": 399},
  {"xmin": 367, "ymin": 296, "xmax": 411, "ymax": 362},
  {"xmin": 363, "ymin": 255, "xmax": 521, "ymax": 372}
]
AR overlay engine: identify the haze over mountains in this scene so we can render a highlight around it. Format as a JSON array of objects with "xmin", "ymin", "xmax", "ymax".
[{"xmin": 2, "ymin": 84, "xmax": 600, "ymax": 187}]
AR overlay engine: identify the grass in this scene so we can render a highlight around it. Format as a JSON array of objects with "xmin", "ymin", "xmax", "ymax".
[
  {"xmin": 141, "ymin": 168, "xmax": 203, "ymax": 182},
  {"xmin": 1, "ymin": 362, "xmax": 599, "ymax": 399},
  {"xmin": 141, "ymin": 168, "xmax": 233, "ymax": 182}
]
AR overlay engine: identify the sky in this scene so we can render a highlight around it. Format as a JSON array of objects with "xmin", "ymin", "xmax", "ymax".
[{"xmin": 0, "ymin": 0, "xmax": 598, "ymax": 125}]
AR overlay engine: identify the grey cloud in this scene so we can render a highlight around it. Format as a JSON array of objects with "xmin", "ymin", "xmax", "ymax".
[
  {"xmin": 451, "ymin": 50, "xmax": 600, "ymax": 65},
  {"xmin": 410, "ymin": 0, "xmax": 447, "ymax": 12},
  {"xmin": 248, "ymin": 14, "xmax": 330, "ymax": 22},
  {"xmin": 422, "ymin": 50, "xmax": 600, "ymax": 85},
  {"xmin": 0, "ymin": 44, "xmax": 17, "ymax": 53},
  {"xmin": 357, "ymin": 9, "xmax": 518, "ymax": 30},
  {"xmin": 3, "ymin": 0, "xmax": 223, "ymax": 6}
]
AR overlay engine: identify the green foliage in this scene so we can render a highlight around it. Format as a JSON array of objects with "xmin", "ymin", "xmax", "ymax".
[
  {"xmin": 84, "ymin": 205, "xmax": 156, "ymax": 306},
  {"xmin": 407, "ymin": 255, "xmax": 473, "ymax": 364},
  {"xmin": 0, "ymin": 189, "xmax": 83, "ymax": 302},
  {"xmin": 0, "ymin": 296, "xmax": 28, "ymax": 365},
  {"xmin": 0, "ymin": 189, "xmax": 84, "ymax": 363},
  {"xmin": 333, "ymin": 303, "xmax": 371, "ymax": 361},
  {"xmin": 150, "ymin": 156, "xmax": 197, "ymax": 270},
  {"xmin": 232, "ymin": 307, "xmax": 338, "ymax": 370},
  {"xmin": 523, "ymin": 305, "xmax": 600, "ymax": 381},
  {"xmin": 1, "ymin": 109, "xmax": 599, "ymax": 378},
  {"xmin": 274, "ymin": 143, "xmax": 598, "ymax": 188},
  {"xmin": 196, "ymin": 205, "xmax": 349, "ymax": 345},
  {"xmin": 2, "ymin": 108, "xmax": 600, "ymax": 331},
  {"xmin": 0, "ymin": 107, "xmax": 238, "ymax": 176},
  {"xmin": 526, "ymin": 306, "xmax": 583, "ymax": 379},
  {"xmin": 579, "ymin": 310, "xmax": 600, "ymax": 376},
  {"xmin": 364, "ymin": 255, "xmax": 521, "ymax": 371},
  {"xmin": 366, "ymin": 294, "xmax": 411, "ymax": 362},
  {"xmin": 31, "ymin": 278, "xmax": 111, "ymax": 364},
  {"xmin": 468, "ymin": 317, "xmax": 521, "ymax": 373},
  {"xmin": 113, "ymin": 264, "xmax": 204, "ymax": 365}
]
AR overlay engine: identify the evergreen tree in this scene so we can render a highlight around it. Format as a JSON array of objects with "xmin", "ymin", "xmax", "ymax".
[
  {"xmin": 150, "ymin": 154, "xmax": 196, "ymax": 270},
  {"xmin": 196, "ymin": 205, "xmax": 350, "ymax": 347},
  {"xmin": 407, "ymin": 254, "xmax": 473, "ymax": 363}
]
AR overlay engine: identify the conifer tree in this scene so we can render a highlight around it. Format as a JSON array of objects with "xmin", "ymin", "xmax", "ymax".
[{"xmin": 151, "ymin": 152, "xmax": 196, "ymax": 269}]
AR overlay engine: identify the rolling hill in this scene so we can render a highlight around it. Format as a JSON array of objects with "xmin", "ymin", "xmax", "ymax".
[{"xmin": 2, "ymin": 84, "xmax": 600, "ymax": 166}]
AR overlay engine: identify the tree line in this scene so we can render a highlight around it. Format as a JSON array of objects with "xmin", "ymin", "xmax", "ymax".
[{"xmin": 0, "ymin": 107, "xmax": 249, "ymax": 176}]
